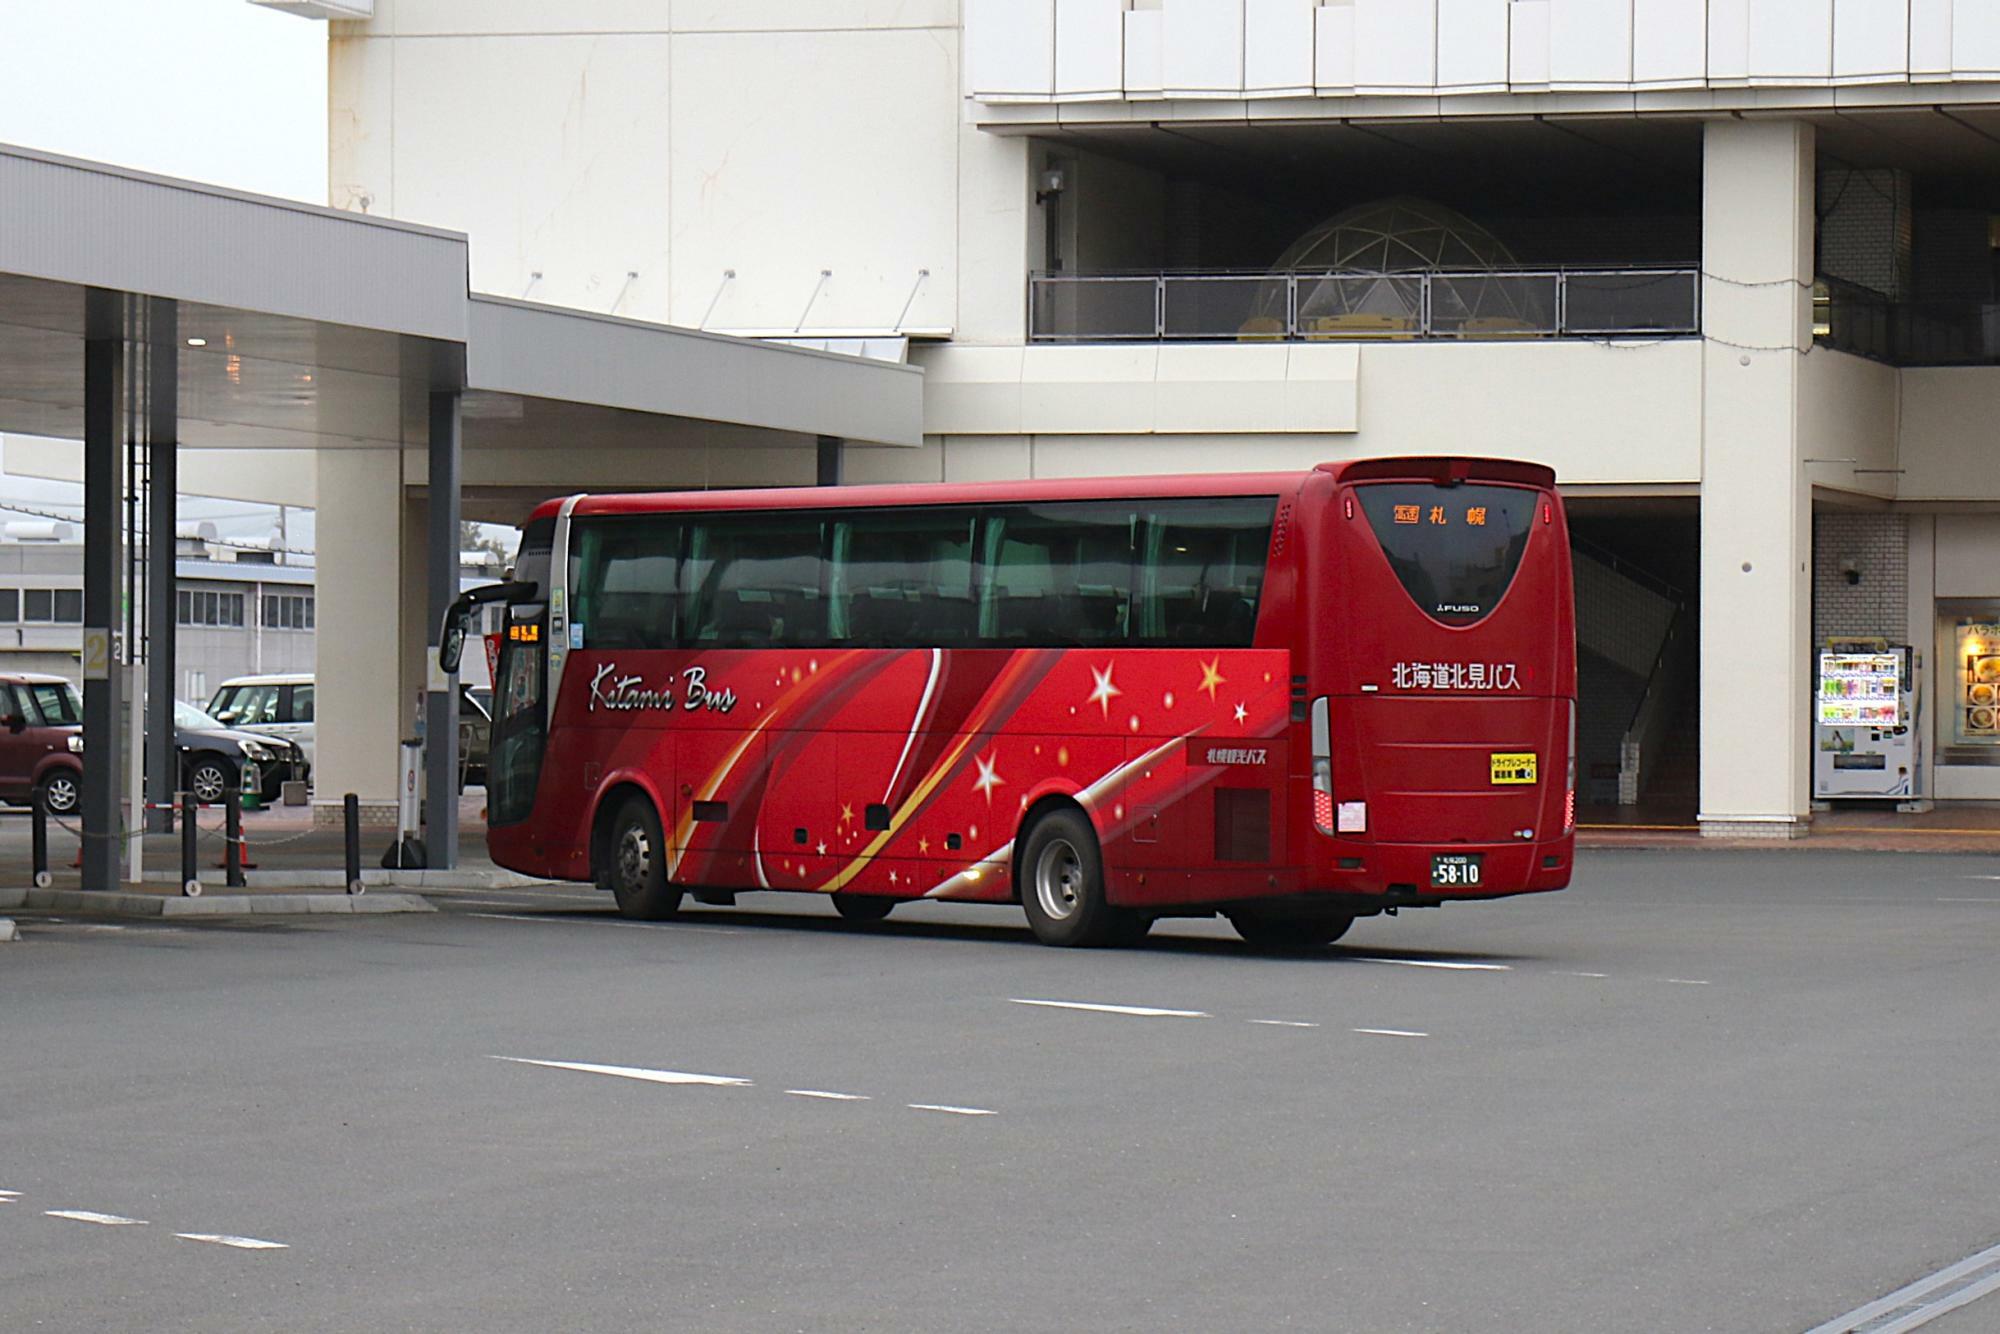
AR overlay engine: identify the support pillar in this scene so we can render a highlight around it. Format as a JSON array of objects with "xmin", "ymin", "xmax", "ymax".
[
  {"xmin": 312, "ymin": 448, "xmax": 405, "ymax": 829},
  {"xmin": 817, "ymin": 434, "xmax": 843, "ymax": 487},
  {"xmin": 424, "ymin": 390, "xmax": 462, "ymax": 869},
  {"xmin": 81, "ymin": 290, "xmax": 125, "ymax": 890},
  {"xmin": 145, "ymin": 298, "xmax": 178, "ymax": 834},
  {"xmin": 1698, "ymin": 119, "xmax": 1815, "ymax": 838}
]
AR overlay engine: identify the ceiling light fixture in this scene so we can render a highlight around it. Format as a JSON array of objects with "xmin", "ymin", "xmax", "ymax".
[{"xmin": 186, "ymin": 337, "xmax": 207, "ymax": 347}]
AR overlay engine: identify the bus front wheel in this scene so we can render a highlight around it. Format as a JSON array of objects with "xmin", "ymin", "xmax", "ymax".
[
  {"xmin": 602, "ymin": 796, "xmax": 682, "ymax": 921},
  {"xmin": 1228, "ymin": 910, "xmax": 1354, "ymax": 952},
  {"xmin": 1020, "ymin": 807, "xmax": 1132, "ymax": 948}
]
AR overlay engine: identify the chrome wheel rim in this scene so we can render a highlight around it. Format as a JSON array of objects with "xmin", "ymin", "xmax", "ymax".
[
  {"xmin": 192, "ymin": 766, "xmax": 226, "ymax": 803},
  {"xmin": 44, "ymin": 776, "xmax": 76, "ymax": 813},
  {"xmin": 1033, "ymin": 837, "xmax": 1084, "ymax": 922},
  {"xmin": 616, "ymin": 824, "xmax": 653, "ymax": 894}
]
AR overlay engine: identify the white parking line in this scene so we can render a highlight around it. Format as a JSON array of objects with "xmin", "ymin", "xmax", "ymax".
[
  {"xmin": 176, "ymin": 1233, "xmax": 288, "ymax": 1250},
  {"xmin": 1938, "ymin": 898, "xmax": 2000, "ymax": 904},
  {"xmin": 1560, "ymin": 971, "xmax": 1610, "ymax": 979},
  {"xmin": 491, "ymin": 1056, "xmax": 752, "ymax": 1087},
  {"xmin": 785, "ymin": 1089, "xmax": 870, "ymax": 1101},
  {"xmin": 1009, "ymin": 998, "xmax": 1210, "ymax": 1018},
  {"xmin": 1352, "ymin": 957, "xmax": 1511, "ymax": 972},
  {"xmin": 1352, "ymin": 1028, "xmax": 1429, "ymax": 1038},
  {"xmin": 1807, "ymin": 1237, "xmax": 2000, "ymax": 1333},
  {"xmin": 908, "ymin": 1103, "xmax": 997, "ymax": 1117},
  {"xmin": 1665, "ymin": 978, "xmax": 1711, "ymax": 986},
  {"xmin": 46, "ymin": 1210, "xmax": 146, "ymax": 1226},
  {"xmin": 1248, "ymin": 1019, "xmax": 1320, "ymax": 1028}
]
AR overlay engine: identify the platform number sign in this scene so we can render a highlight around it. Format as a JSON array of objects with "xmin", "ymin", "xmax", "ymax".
[{"xmin": 81, "ymin": 627, "xmax": 111, "ymax": 681}]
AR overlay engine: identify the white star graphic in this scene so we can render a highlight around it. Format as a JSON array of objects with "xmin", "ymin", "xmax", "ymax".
[
  {"xmin": 972, "ymin": 751, "xmax": 1004, "ymax": 803},
  {"xmin": 1087, "ymin": 662, "xmax": 1122, "ymax": 717},
  {"xmin": 1233, "ymin": 702, "xmax": 1248, "ymax": 724},
  {"xmin": 816, "ymin": 841, "xmax": 827, "ymax": 855}
]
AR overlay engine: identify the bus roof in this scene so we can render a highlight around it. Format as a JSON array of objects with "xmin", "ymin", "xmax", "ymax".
[{"xmin": 538, "ymin": 457, "xmax": 1556, "ymax": 524}]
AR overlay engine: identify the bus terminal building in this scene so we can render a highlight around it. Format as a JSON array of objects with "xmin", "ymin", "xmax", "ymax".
[{"xmin": 16, "ymin": 0, "xmax": 2000, "ymax": 849}]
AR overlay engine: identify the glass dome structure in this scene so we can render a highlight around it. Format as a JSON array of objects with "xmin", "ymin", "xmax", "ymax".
[{"xmin": 1252, "ymin": 197, "xmax": 1546, "ymax": 337}]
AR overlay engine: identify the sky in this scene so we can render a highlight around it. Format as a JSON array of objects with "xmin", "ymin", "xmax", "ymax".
[
  {"xmin": 0, "ymin": 0, "xmax": 331, "ymax": 548},
  {"xmin": 0, "ymin": 0, "xmax": 327, "ymax": 199}
]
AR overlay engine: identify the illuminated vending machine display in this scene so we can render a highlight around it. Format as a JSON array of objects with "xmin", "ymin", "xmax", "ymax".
[{"xmin": 1813, "ymin": 643, "xmax": 1917, "ymax": 799}]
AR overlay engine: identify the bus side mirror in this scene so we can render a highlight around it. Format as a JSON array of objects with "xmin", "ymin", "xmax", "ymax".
[
  {"xmin": 438, "ymin": 580, "xmax": 533, "ymax": 675},
  {"xmin": 439, "ymin": 603, "xmax": 471, "ymax": 674}
]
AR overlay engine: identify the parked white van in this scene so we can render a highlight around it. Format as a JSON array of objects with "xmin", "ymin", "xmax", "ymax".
[{"xmin": 208, "ymin": 673, "xmax": 314, "ymax": 775}]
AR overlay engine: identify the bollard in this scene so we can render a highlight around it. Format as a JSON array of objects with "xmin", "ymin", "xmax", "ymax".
[
  {"xmin": 343, "ymin": 792, "xmax": 364, "ymax": 896},
  {"xmin": 180, "ymin": 791, "xmax": 201, "ymax": 897},
  {"xmin": 224, "ymin": 787, "xmax": 246, "ymax": 889},
  {"xmin": 30, "ymin": 787, "xmax": 50, "ymax": 890}
]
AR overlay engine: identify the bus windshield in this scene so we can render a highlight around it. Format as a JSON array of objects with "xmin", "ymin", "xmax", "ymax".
[{"xmin": 1353, "ymin": 482, "xmax": 1536, "ymax": 625}]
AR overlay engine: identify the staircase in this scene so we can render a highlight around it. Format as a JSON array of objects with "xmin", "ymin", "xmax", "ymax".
[{"xmin": 1571, "ymin": 542, "xmax": 1690, "ymax": 810}]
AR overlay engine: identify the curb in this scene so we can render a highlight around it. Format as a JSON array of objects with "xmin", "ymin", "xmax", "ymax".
[
  {"xmin": 129, "ymin": 869, "xmax": 559, "ymax": 891},
  {"xmin": 0, "ymin": 887, "xmax": 435, "ymax": 919}
]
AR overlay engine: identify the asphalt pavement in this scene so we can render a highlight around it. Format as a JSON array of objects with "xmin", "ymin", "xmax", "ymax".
[{"xmin": 3, "ymin": 850, "xmax": 1999, "ymax": 1331}]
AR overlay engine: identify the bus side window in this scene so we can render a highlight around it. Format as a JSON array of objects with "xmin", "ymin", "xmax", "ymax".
[
  {"xmin": 574, "ymin": 517, "xmax": 681, "ymax": 650},
  {"xmin": 1137, "ymin": 498, "xmax": 1277, "ymax": 648},
  {"xmin": 979, "ymin": 503, "xmax": 1134, "ymax": 647},
  {"xmin": 831, "ymin": 509, "xmax": 977, "ymax": 647},
  {"xmin": 685, "ymin": 515, "xmax": 826, "ymax": 648}
]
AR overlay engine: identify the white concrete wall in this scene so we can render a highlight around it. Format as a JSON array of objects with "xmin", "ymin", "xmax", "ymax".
[
  {"xmin": 912, "ymin": 338, "xmax": 1701, "ymax": 485},
  {"xmin": 966, "ymin": 0, "xmax": 2000, "ymax": 111},
  {"xmin": 330, "ymin": 1, "xmax": 964, "ymax": 337},
  {"xmin": 1799, "ymin": 348, "xmax": 1899, "ymax": 500},
  {"xmin": 1897, "ymin": 368, "xmax": 2000, "ymax": 501}
]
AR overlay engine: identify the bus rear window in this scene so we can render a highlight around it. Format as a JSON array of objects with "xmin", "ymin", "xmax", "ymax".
[{"xmin": 1354, "ymin": 483, "xmax": 1536, "ymax": 626}]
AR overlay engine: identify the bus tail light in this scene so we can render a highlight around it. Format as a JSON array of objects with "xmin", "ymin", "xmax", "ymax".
[
  {"xmin": 1564, "ymin": 699, "xmax": 1577, "ymax": 833},
  {"xmin": 1311, "ymin": 696, "xmax": 1333, "ymax": 835}
]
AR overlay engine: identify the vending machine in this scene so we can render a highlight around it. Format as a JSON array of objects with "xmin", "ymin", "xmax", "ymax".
[{"xmin": 1813, "ymin": 642, "xmax": 1919, "ymax": 800}]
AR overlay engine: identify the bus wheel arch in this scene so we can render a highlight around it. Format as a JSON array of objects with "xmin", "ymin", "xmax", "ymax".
[
  {"xmin": 592, "ymin": 783, "xmax": 682, "ymax": 920},
  {"xmin": 1015, "ymin": 798, "xmax": 1142, "ymax": 948}
]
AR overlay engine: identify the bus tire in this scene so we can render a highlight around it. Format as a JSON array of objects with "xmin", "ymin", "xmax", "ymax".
[
  {"xmin": 1019, "ymin": 807, "xmax": 1118, "ymax": 948},
  {"xmin": 602, "ymin": 796, "xmax": 681, "ymax": 921},
  {"xmin": 1228, "ymin": 910, "xmax": 1354, "ymax": 952},
  {"xmin": 830, "ymin": 893, "xmax": 894, "ymax": 923}
]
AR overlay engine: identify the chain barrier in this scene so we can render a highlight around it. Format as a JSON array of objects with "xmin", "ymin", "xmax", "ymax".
[{"xmin": 46, "ymin": 806, "xmax": 324, "ymax": 849}]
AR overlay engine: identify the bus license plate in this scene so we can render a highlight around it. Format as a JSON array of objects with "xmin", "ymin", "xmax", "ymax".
[{"xmin": 1431, "ymin": 853, "xmax": 1483, "ymax": 888}]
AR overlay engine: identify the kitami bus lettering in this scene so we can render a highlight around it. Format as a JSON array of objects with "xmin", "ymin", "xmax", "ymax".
[{"xmin": 588, "ymin": 662, "xmax": 738, "ymax": 714}]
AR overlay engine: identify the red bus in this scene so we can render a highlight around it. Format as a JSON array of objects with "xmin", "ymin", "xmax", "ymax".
[{"xmin": 445, "ymin": 457, "xmax": 1575, "ymax": 949}]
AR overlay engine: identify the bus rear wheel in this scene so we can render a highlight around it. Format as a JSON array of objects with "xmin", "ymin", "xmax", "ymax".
[
  {"xmin": 831, "ymin": 893, "xmax": 894, "ymax": 923},
  {"xmin": 1228, "ymin": 910, "xmax": 1354, "ymax": 952},
  {"xmin": 601, "ymin": 796, "xmax": 682, "ymax": 921},
  {"xmin": 1019, "ymin": 807, "xmax": 1132, "ymax": 948}
]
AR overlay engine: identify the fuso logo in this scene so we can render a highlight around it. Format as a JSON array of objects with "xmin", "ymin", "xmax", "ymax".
[{"xmin": 1203, "ymin": 746, "xmax": 1268, "ymax": 766}]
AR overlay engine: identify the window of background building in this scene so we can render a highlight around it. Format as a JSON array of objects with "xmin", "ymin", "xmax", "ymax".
[
  {"xmin": 0, "ymin": 589, "xmax": 17, "ymax": 621},
  {"xmin": 21, "ymin": 588, "xmax": 82, "ymax": 624},
  {"xmin": 177, "ymin": 588, "xmax": 245, "ymax": 628},
  {"xmin": 261, "ymin": 593, "xmax": 315, "ymax": 630}
]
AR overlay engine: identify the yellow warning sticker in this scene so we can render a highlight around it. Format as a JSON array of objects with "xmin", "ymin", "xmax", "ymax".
[{"xmin": 1490, "ymin": 752, "xmax": 1538, "ymax": 785}]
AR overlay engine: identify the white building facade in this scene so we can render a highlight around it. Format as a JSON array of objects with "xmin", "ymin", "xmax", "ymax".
[{"xmin": 304, "ymin": 0, "xmax": 2000, "ymax": 835}]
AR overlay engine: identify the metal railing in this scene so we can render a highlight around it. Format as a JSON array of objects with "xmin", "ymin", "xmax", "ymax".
[
  {"xmin": 1816, "ymin": 276, "xmax": 2000, "ymax": 366},
  {"xmin": 1028, "ymin": 266, "xmax": 1702, "ymax": 344}
]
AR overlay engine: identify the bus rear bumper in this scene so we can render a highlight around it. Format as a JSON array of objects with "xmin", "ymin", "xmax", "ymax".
[{"xmin": 1311, "ymin": 835, "xmax": 1574, "ymax": 905}]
